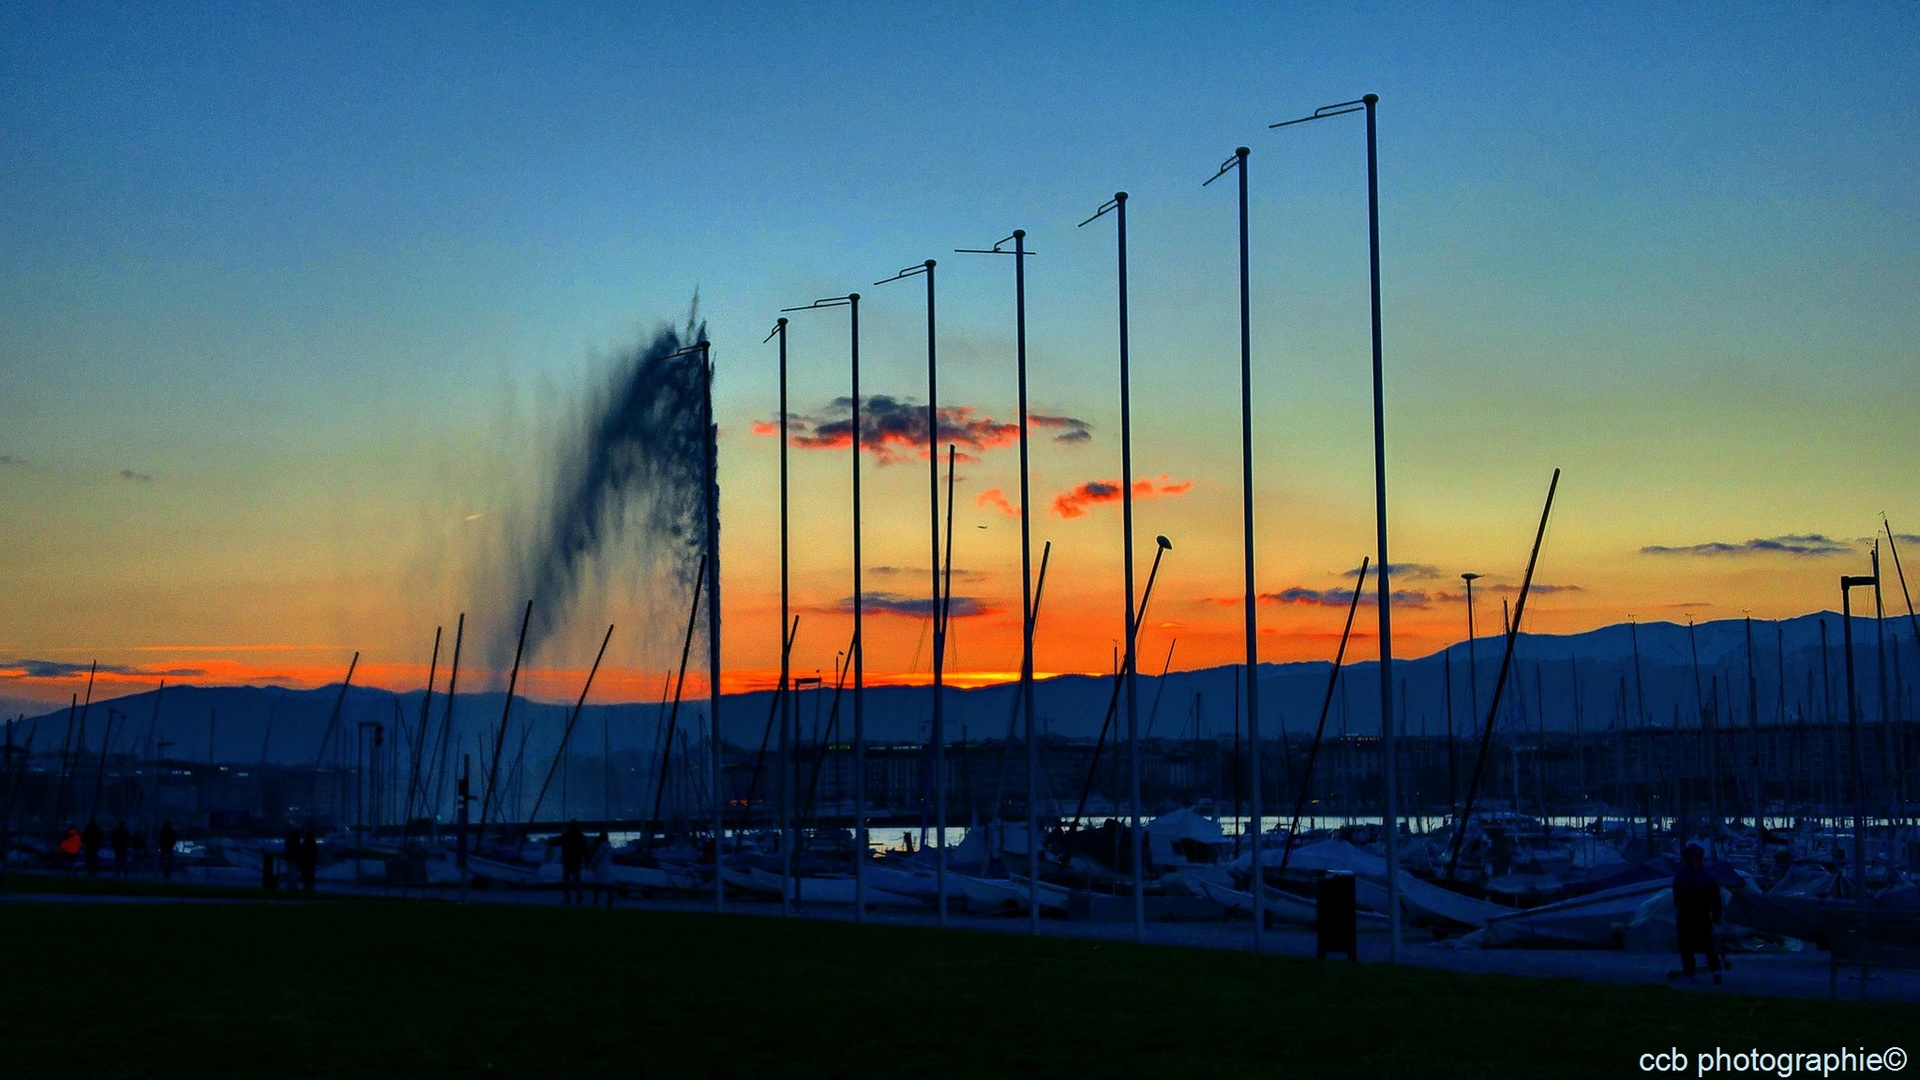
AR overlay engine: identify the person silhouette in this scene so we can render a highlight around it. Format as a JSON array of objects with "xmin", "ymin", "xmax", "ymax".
[
  {"xmin": 298, "ymin": 829, "xmax": 319, "ymax": 892},
  {"xmin": 81, "ymin": 819, "xmax": 105, "ymax": 877},
  {"xmin": 284, "ymin": 828, "xmax": 301, "ymax": 884},
  {"xmin": 110, "ymin": 821, "xmax": 130, "ymax": 878},
  {"xmin": 157, "ymin": 820, "xmax": 178, "ymax": 881},
  {"xmin": 588, "ymin": 831, "xmax": 615, "ymax": 907},
  {"xmin": 559, "ymin": 820, "xmax": 588, "ymax": 907},
  {"xmin": 1671, "ymin": 842, "xmax": 1725, "ymax": 984}
]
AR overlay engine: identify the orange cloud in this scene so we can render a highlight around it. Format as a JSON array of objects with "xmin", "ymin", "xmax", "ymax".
[
  {"xmin": 1052, "ymin": 475, "xmax": 1192, "ymax": 519},
  {"xmin": 976, "ymin": 488, "xmax": 1021, "ymax": 517}
]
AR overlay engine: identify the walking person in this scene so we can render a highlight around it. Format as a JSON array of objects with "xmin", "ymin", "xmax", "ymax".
[
  {"xmin": 284, "ymin": 828, "xmax": 302, "ymax": 886},
  {"xmin": 157, "ymin": 820, "xmax": 178, "ymax": 881},
  {"xmin": 558, "ymin": 820, "xmax": 587, "ymax": 907},
  {"xmin": 298, "ymin": 829, "xmax": 318, "ymax": 892},
  {"xmin": 81, "ymin": 819, "xmax": 105, "ymax": 877},
  {"xmin": 1670, "ymin": 842, "xmax": 1726, "ymax": 984},
  {"xmin": 58, "ymin": 825, "xmax": 82, "ymax": 871},
  {"xmin": 587, "ymin": 830, "xmax": 615, "ymax": 907},
  {"xmin": 110, "ymin": 821, "xmax": 131, "ymax": 879}
]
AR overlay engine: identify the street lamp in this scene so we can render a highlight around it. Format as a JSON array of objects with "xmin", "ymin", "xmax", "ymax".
[
  {"xmin": 1272, "ymin": 92, "xmax": 1401, "ymax": 961},
  {"xmin": 955, "ymin": 229, "xmax": 1044, "ymax": 935},
  {"xmin": 764, "ymin": 316, "xmax": 796, "ymax": 916},
  {"xmin": 1080, "ymin": 191, "xmax": 1150, "ymax": 943},
  {"xmin": 874, "ymin": 258, "xmax": 953, "ymax": 927},
  {"xmin": 1204, "ymin": 145, "xmax": 1267, "ymax": 950},
  {"xmin": 781, "ymin": 292, "xmax": 869, "ymax": 920}
]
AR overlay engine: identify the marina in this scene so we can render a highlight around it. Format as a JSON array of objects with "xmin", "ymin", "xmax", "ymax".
[{"xmin": 5, "ymin": 6, "xmax": 1919, "ymax": 1075}]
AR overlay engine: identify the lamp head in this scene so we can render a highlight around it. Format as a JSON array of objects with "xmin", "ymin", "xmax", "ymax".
[{"xmin": 1156, "ymin": 535, "xmax": 1172, "ymax": 551}]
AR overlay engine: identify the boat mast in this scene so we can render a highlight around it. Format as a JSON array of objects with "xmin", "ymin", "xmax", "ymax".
[{"xmin": 1447, "ymin": 469, "xmax": 1559, "ymax": 881}]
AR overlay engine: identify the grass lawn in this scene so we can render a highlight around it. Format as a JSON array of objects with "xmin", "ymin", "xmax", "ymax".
[{"xmin": 0, "ymin": 898, "xmax": 1912, "ymax": 1078}]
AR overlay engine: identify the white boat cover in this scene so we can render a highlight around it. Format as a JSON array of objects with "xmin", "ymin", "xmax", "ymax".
[
  {"xmin": 1239, "ymin": 839, "xmax": 1508, "ymax": 929},
  {"xmin": 1479, "ymin": 879, "xmax": 1670, "ymax": 948}
]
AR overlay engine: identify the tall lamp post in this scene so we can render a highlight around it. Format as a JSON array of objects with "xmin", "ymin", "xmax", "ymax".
[
  {"xmin": 1080, "ymin": 191, "xmax": 1148, "ymax": 943},
  {"xmin": 1273, "ymin": 93, "xmax": 1401, "ymax": 960},
  {"xmin": 1204, "ymin": 146, "xmax": 1267, "ymax": 950},
  {"xmin": 764, "ymin": 317, "xmax": 795, "ymax": 916},
  {"xmin": 701, "ymin": 338, "xmax": 721, "ymax": 914},
  {"xmin": 781, "ymin": 293, "xmax": 868, "ymax": 920},
  {"xmin": 956, "ymin": 231, "xmax": 1044, "ymax": 935},
  {"xmin": 875, "ymin": 259, "xmax": 952, "ymax": 927}
]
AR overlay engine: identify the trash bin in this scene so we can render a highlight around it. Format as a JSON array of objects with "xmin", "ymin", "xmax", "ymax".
[{"xmin": 1316, "ymin": 870, "xmax": 1357, "ymax": 960}]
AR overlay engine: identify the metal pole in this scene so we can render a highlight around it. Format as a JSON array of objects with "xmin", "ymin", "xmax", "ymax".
[
  {"xmin": 925, "ymin": 263, "xmax": 949, "ymax": 928},
  {"xmin": 879, "ymin": 258, "xmax": 948, "ymax": 926},
  {"xmin": 1111, "ymin": 192, "xmax": 1147, "ymax": 942},
  {"xmin": 1746, "ymin": 615, "xmax": 1761, "ymax": 832},
  {"xmin": 702, "ymin": 341, "xmax": 723, "ymax": 914},
  {"xmin": 1463, "ymin": 573, "xmax": 1481, "ymax": 759},
  {"xmin": 1015, "ymin": 233, "xmax": 1039, "ymax": 936},
  {"xmin": 1234, "ymin": 148, "xmax": 1264, "ymax": 948},
  {"xmin": 1841, "ymin": 574, "xmax": 1874, "ymax": 905},
  {"xmin": 778, "ymin": 294, "xmax": 864, "ymax": 914},
  {"xmin": 432, "ymin": 614, "xmax": 464, "ymax": 827},
  {"xmin": 1630, "ymin": 618, "xmax": 1652, "ymax": 840},
  {"xmin": 1356, "ymin": 93, "xmax": 1401, "ymax": 962},
  {"xmin": 773, "ymin": 317, "xmax": 792, "ymax": 916},
  {"xmin": 956, "ymin": 230, "xmax": 1040, "ymax": 934},
  {"xmin": 1873, "ymin": 546, "xmax": 1892, "ymax": 833},
  {"xmin": 850, "ymin": 294, "xmax": 866, "ymax": 922},
  {"xmin": 456, "ymin": 753, "xmax": 471, "ymax": 903},
  {"xmin": 1444, "ymin": 649, "xmax": 1456, "ymax": 822},
  {"xmin": 1446, "ymin": 470, "xmax": 1560, "ymax": 879}
]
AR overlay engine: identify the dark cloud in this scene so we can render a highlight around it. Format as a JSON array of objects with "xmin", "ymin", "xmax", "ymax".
[
  {"xmin": 869, "ymin": 565, "xmax": 986, "ymax": 582},
  {"xmin": 1483, "ymin": 582, "xmax": 1584, "ymax": 595},
  {"xmin": 768, "ymin": 399, "xmax": 1093, "ymax": 463},
  {"xmin": 118, "ymin": 469, "xmax": 153, "ymax": 484},
  {"xmin": 1260, "ymin": 587, "xmax": 1432, "ymax": 609},
  {"xmin": 1641, "ymin": 534, "xmax": 1852, "ymax": 557},
  {"xmin": 1052, "ymin": 475, "xmax": 1191, "ymax": 519},
  {"xmin": 1030, "ymin": 414, "xmax": 1093, "ymax": 444},
  {"xmin": 3, "ymin": 659, "xmax": 205, "ymax": 679},
  {"xmin": 1374, "ymin": 562, "xmax": 1441, "ymax": 581},
  {"xmin": 776, "ymin": 397, "xmax": 1012, "ymax": 465},
  {"xmin": 835, "ymin": 592, "xmax": 996, "ymax": 619}
]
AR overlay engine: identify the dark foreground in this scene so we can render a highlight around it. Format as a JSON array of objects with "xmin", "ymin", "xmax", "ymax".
[{"xmin": 0, "ymin": 894, "xmax": 1913, "ymax": 1078}]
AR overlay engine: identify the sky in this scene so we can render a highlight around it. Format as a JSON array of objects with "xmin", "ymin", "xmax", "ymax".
[{"xmin": 3, "ymin": 2, "xmax": 1917, "ymax": 712}]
